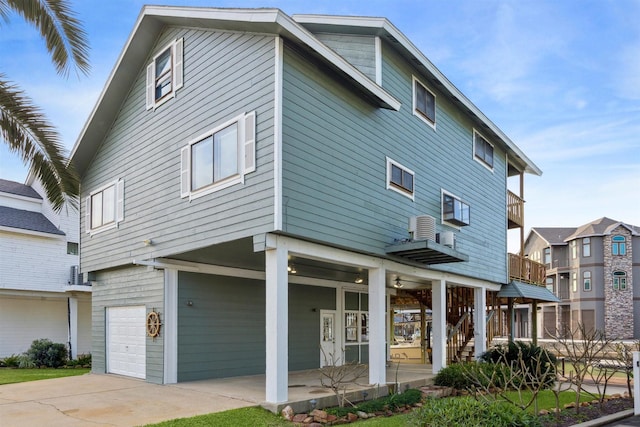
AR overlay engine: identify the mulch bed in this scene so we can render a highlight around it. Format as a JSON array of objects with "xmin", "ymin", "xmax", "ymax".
[{"xmin": 538, "ymin": 397, "xmax": 633, "ymax": 427}]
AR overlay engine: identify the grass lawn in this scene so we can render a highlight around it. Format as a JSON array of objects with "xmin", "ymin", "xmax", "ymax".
[
  {"xmin": 0, "ymin": 368, "xmax": 90, "ymax": 385},
  {"xmin": 501, "ymin": 389, "xmax": 596, "ymax": 413}
]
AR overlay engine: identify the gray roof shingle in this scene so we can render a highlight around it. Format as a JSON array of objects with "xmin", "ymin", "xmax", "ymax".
[
  {"xmin": 0, "ymin": 179, "xmax": 42, "ymax": 199},
  {"xmin": 0, "ymin": 206, "xmax": 64, "ymax": 235},
  {"xmin": 532, "ymin": 227, "xmax": 577, "ymax": 245}
]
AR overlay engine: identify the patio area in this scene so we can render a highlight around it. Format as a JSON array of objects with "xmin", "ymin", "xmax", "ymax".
[{"xmin": 173, "ymin": 362, "xmax": 436, "ymax": 413}]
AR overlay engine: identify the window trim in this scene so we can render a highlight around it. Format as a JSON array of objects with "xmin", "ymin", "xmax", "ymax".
[
  {"xmin": 386, "ymin": 157, "xmax": 415, "ymax": 200},
  {"xmin": 412, "ymin": 76, "xmax": 436, "ymax": 129},
  {"xmin": 85, "ymin": 179, "xmax": 124, "ymax": 235},
  {"xmin": 180, "ymin": 111, "xmax": 256, "ymax": 201},
  {"xmin": 473, "ymin": 129, "xmax": 494, "ymax": 171},
  {"xmin": 613, "ymin": 271, "xmax": 627, "ymax": 290},
  {"xmin": 146, "ymin": 38, "xmax": 184, "ymax": 111},
  {"xmin": 612, "ymin": 235, "xmax": 627, "ymax": 256},
  {"xmin": 583, "ymin": 271, "xmax": 591, "ymax": 292},
  {"xmin": 441, "ymin": 190, "xmax": 470, "ymax": 227},
  {"xmin": 582, "ymin": 237, "xmax": 591, "ymax": 257}
]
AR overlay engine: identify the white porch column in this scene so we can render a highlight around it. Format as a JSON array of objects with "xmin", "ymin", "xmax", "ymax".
[
  {"xmin": 265, "ymin": 239, "xmax": 288, "ymax": 403},
  {"xmin": 368, "ymin": 267, "xmax": 386, "ymax": 385},
  {"xmin": 432, "ymin": 279, "xmax": 447, "ymax": 373},
  {"xmin": 164, "ymin": 269, "xmax": 178, "ymax": 384},
  {"xmin": 474, "ymin": 287, "xmax": 487, "ymax": 359},
  {"xmin": 68, "ymin": 297, "xmax": 78, "ymax": 359}
]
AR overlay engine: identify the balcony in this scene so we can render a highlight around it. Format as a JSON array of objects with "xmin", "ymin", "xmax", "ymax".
[
  {"xmin": 507, "ymin": 191, "xmax": 524, "ymax": 229},
  {"xmin": 509, "ymin": 253, "xmax": 546, "ymax": 285}
]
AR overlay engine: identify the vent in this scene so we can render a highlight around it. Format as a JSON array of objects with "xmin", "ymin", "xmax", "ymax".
[
  {"xmin": 408, "ymin": 215, "xmax": 436, "ymax": 241},
  {"xmin": 69, "ymin": 265, "xmax": 80, "ymax": 286},
  {"xmin": 438, "ymin": 231, "xmax": 456, "ymax": 248}
]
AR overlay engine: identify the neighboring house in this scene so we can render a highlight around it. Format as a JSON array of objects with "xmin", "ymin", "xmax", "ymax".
[
  {"xmin": 0, "ymin": 176, "xmax": 91, "ymax": 358},
  {"xmin": 525, "ymin": 217, "xmax": 639, "ymax": 339},
  {"xmin": 70, "ymin": 6, "xmax": 545, "ymax": 405}
]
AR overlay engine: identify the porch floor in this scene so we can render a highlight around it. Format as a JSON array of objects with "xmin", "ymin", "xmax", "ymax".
[{"xmin": 173, "ymin": 363, "xmax": 435, "ymax": 414}]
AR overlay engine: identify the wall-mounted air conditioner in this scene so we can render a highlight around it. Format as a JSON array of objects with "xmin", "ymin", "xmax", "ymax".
[
  {"xmin": 69, "ymin": 265, "xmax": 80, "ymax": 286},
  {"xmin": 438, "ymin": 231, "xmax": 456, "ymax": 248},
  {"xmin": 408, "ymin": 215, "xmax": 436, "ymax": 241}
]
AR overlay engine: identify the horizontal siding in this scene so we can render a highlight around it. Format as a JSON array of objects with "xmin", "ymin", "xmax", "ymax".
[
  {"xmin": 91, "ymin": 266, "xmax": 164, "ymax": 383},
  {"xmin": 282, "ymin": 39, "xmax": 508, "ymax": 283},
  {"xmin": 315, "ymin": 33, "xmax": 376, "ymax": 81},
  {"xmin": 80, "ymin": 28, "xmax": 276, "ymax": 272}
]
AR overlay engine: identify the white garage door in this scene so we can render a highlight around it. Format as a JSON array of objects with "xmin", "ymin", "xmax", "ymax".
[{"xmin": 107, "ymin": 306, "xmax": 146, "ymax": 379}]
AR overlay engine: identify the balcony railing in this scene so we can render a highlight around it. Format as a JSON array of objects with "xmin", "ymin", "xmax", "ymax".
[
  {"xmin": 507, "ymin": 191, "xmax": 524, "ymax": 229},
  {"xmin": 509, "ymin": 253, "xmax": 546, "ymax": 285}
]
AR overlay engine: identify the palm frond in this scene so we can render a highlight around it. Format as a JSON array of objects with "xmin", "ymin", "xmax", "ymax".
[
  {"xmin": 6, "ymin": 0, "xmax": 90, "ymax": 77},
  {"xmin": 0, "ymin": 76, "xmax": 79, "ymax": 211}
]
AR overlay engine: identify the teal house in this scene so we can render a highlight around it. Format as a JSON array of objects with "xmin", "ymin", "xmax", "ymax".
[{"xmin": 70, "ymin": 6, "xmax": 544, "ymax": 406}]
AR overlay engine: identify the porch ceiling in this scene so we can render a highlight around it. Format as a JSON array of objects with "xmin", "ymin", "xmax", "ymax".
[{"xmin": 384, "ymin": 240, "xmax": 469, "ymax": 265}]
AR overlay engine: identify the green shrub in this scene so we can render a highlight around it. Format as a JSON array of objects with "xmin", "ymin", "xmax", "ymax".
[
  {"xmin": 0, "ymin": 354, "xmax": 21, "ymax": 368},
  {"xmin": 481, "ymin": 341, "xmax": 556, "ymax": 389},
  {"xmin": 327, "ymin": 388, "xmax": 423, "ymax": 417},
  {"xmin": 434, "ymin": 362, "xmax": 511, "ymax": 391},
  {"xmin": 17, "ymin": 354, "xmax": 36, "ymax": 369},
  {"xmin": 408, "ymin": 396, "xmax": 541, "ymax": 427},
  {"xmin": 25, "ymin": 339, "xmax": 68, "ymax": 368},
  {"xmin": 66, "ymin": 353, "xmax": 92, "ymax": 368}
]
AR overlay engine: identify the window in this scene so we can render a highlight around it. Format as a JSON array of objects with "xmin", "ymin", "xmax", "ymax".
[
  {"xmin": 613, "ymin": 271, "xmax": 627, "ymax": 290},
  {"xmin": 345, "ymin": 291, "xmax": 369, "ymax": 344},
  {"xmin": 545, "ymin": 277, "xmax": 554, "ymax": 294},
  {"xmin": 412, "ymin": 76, "xmax": 436, "ymax": 127},
  {"xmin": 582, "ymin": 238, "xmax": 591, "ymax": 257},
  {"xmin": 572, "ymin": 272, "xmax": 577, "ymax": 293},
  {"xmin": 473, "ymin": 130, "xmax": 494, "ymax": 169},
  {"xmin": 67, "ymin": 242, "xmax": 79, "ymax": 255},
  {"xmin": 442, "ymin": 191, "xmax": 470, "ymax": 227},
  {"xmin": 386, "ymin": 157, "xmax": 414, "ymax": 199},
  {"xmin": 612, "ymin": 235, "xmax": 626, "ymax": 255},
  {"xmin": 85, "ymin": 180, "xmax": 124, "ymax": 234},
  {"xmin": 544, "ymin": 247, "xmax": 551, "ymax": 266},
  {"xmin": 571, "ymin": 240, "xmax": 577, "ymax": 259},
  {"xmin": 583, "ymin": 271, "xmax": 591, "ymax": 291},
  {"xmin": 146, "ymin": 38, "xmax": 183, "ymax": 110},
  {"xmin": 180, "ymin": 112, "xmax": 256, "ymax": 200}
]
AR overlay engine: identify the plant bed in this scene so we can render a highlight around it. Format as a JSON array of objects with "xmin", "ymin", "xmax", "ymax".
[{"xmin": 538, "ymin": 395, "xmax": 633, "ymax": 427}]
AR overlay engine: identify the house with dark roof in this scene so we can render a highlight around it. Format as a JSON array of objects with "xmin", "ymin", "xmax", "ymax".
[
  {"xmin": 0, "ymin": 177, "xmax": 91, "ymax": 358},
  {"xmin": 525, "ymin": 217, "xmax": 639, "ymax": 339}
]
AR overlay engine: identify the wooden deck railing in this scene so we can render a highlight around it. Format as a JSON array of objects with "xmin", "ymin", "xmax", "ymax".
[
  {"xmin": 507, "ymin": 191, "xmax": 524, "ymax": 228},
  {"xmin": 509, "ymin": 253, "xmax": 546, "ymax": 285}
]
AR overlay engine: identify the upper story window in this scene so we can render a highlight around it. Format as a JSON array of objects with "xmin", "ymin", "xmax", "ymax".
[
  {"xmin": 386, "ymin": 157, "xmax": 414, "ymax": 200},
  {"xmin": 572, "ymin": 272, "xmax": 577, "ymax": 293},
  {"xmin": 582, "ymin": 238, "xmax": 591, "ymax": 257},
  {"xmin": 180, "ymin": 112, "xmax": 256, "ymax": 200},
  {"xmin": 442, "ymin": 191, "xmax": 470, "ymax": 227},
  {"xmin": 545, "ymin": 277, "xmax": 554, "ymax": 294},
  {"xmin": 613, "ymin": 271, "xmax": 627, "ymax": 290},
  {"xmin": 583, "ymin": 271, "xmax": 591, "ymax": 291},
  {"xmin": 570, "ymin": 240, "xmax": 577, "ymax": 259},
  {"xmin": 473, "ymin": 130, "xmax": 494, "ymax": 170},
  {"xmin": 85, "ymin": 179, "xmax": 124, "ymax": 235},
  {"xmin": 146, "ymin": 38, "xmax": 184, "ymax": 110},
  {"xmin": 612, "ymin": 235, "xmax": 626, "ymax": 255},
  {"xmin": 544, "ymin": 247, "xmax": 551, "ymax": 266},
  {"xmin": 412, "ymin": 76, "xmax": 436, "ymax": 128}
]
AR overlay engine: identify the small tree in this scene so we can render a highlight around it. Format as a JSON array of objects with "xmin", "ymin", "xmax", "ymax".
[{"xmin": 319, "ymin": 347, "xmax": 368, "ymax": 407}]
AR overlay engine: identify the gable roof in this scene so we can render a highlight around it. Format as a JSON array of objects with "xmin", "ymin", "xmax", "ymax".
[
  {"xmin": 564, "ymin": 217, "xmax": 639, "ymax": 240},
  {"xmin": 529, "ymin": 227, "xmax": 577, "ymax": 246},
  {"xmin": 292, "ymin": 14, "xmax": 542, "ymax": 177},
  {"xmin": 0, "ymin": 179, "xmax": 42, "ymax": 200},
  {"xmin": 0, "ymin": 206, "xmax": 64, "ymax": 236},
  {"xmin": 70, "ymin": 7, "xmax": 541, "ymax": 179}
]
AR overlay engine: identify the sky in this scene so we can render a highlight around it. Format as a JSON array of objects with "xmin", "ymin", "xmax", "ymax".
[{"xmin": 0, "ymin": 0, "xmax": 639, "ymax": 250}]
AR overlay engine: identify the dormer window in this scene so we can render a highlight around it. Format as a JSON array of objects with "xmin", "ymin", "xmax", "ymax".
[{"xmin": 146, "ymin": 38, "xmax": 184, "ymax": 110}]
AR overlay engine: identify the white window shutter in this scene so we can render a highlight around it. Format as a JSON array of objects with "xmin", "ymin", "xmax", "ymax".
[
  {"xmin": 116, "ymin": 179, "xmax": 125, "ymax": 223},
  {"xmin": 244, "ymin": 111, "xmax": 256, "ymax": 174},
  {"xmin": 180, "ymin": 146, "xmax": 190, "ymax": 198},
  {"xmin": 146, "ymin": 63, "xmax": 154, "ymax": 110},
  {"xmin": 174, "ymin": 38, "xmax": 184, "ymax": 90},
  {"xmin": 85, "ymin": 196, "xmax": 92, "ymax": 233}
]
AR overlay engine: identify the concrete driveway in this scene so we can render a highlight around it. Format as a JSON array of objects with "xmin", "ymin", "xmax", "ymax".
[{"xmin": 0, "ymin": 374, "xmax": 256, "ymax": 427}]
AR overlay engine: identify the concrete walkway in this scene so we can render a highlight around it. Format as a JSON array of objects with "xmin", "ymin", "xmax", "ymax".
[{"xmin": 0, "ymin": 374, "xmax": 256, "ymax": 427}]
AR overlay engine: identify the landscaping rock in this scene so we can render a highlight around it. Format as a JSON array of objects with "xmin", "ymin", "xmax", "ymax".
[
  {"xmin": 356, "ymin": 411, "xmax": 368, "ymax": 419},
  {"xmin": 292, "ymin": 414, "xmax": 307, "ymax": 423},
  {"xmin": 310, "ymin": 409, "xmax": 328, "ymax": 422},
  {"xmin": 281, "ymin": 405, "xmax": 294, "ymax": 421},
  {"xmin": 539, "ymin": 409, "xmax": 550, "ymax": 415},
  {"xmin": 347, "ymin": 413, "xmax": 358, "ymax": 422}
]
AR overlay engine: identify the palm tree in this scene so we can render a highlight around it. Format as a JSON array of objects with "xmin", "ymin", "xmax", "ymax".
[{"xmin": 0, "ymin": 0, "xmax": 89, "ymax": 211}]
